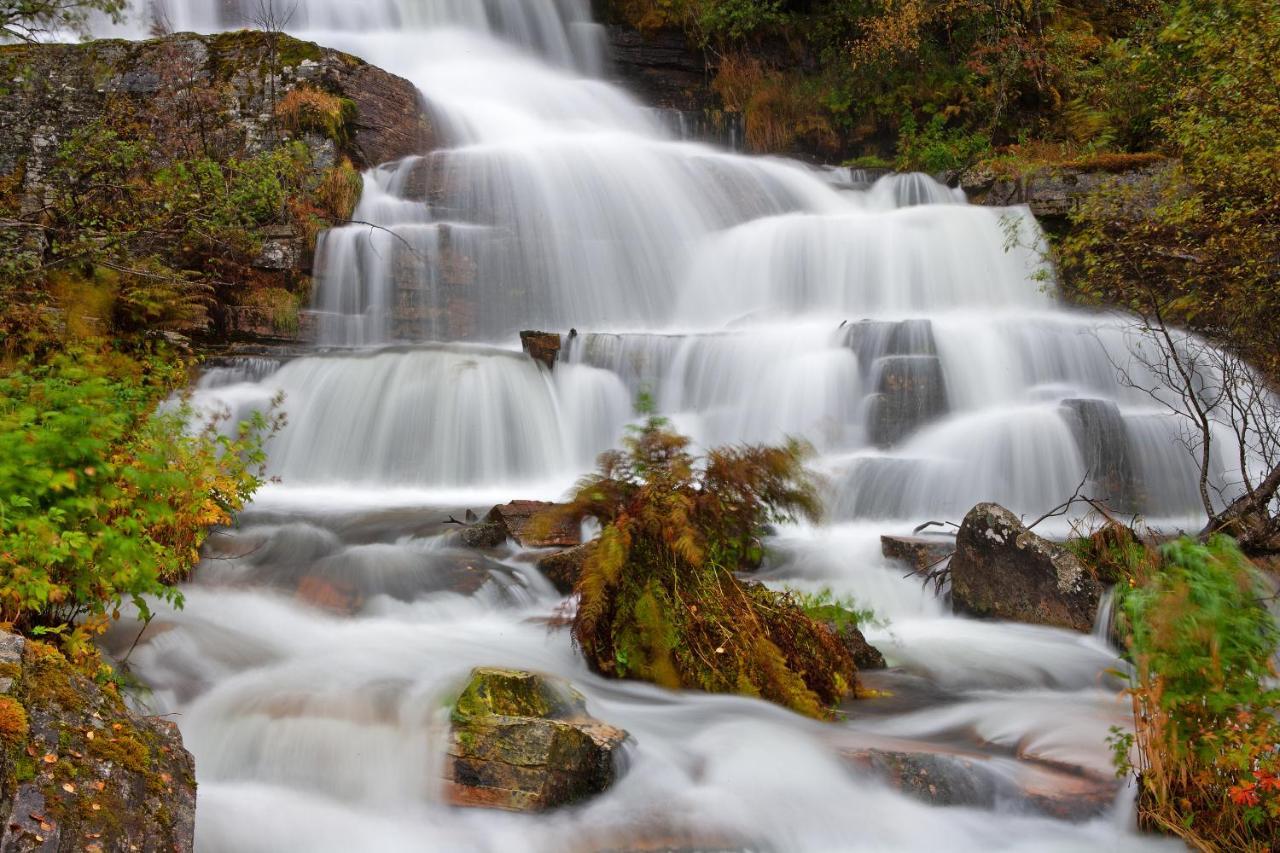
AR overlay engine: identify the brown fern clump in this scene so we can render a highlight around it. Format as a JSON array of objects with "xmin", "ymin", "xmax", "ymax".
[{"xmin": 550, "ymin": 417, "xmax": 855, "ymax": 720}]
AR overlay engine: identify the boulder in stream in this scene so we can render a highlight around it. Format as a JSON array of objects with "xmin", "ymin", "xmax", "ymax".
[
  {"xmin": 445, "ymin": 668, "xmax": 628, "ymax": 812},
  {"xmin": 0, "ymin": 631, "xmax": 196, "ymax": 851},
  {"xmin": 950, "ymin": 503, "xmax": 1102, "ymax": 632}
]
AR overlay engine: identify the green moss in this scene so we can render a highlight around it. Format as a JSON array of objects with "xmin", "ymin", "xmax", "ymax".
[
  {"xmin": 87, "ymin": 731, "xmax": 152, "ymax": 774},
  {"xmin": 452, "ymin": 668, "xmax": 584, "ymax": 722}
]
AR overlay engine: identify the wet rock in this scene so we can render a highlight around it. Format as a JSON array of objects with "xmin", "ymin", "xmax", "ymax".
[
  {"xmin": 537, "ymin": 541, "xmax": 598, "ymax": 595},
  {"xmin": 829, "ymin": 623, "xmax": 887, "ymax": 671},
  {"xmin": 0, "ymin": 632, "xmax": 195, "ymax": 852},
  {"xmin": 844, "ymin": 748, "xmax": 999, "ymax": 808},
  {"xmin": 868, "ymin": 355, "xmax": 949, "ymax": 447},
  {"xmin": 463, "ymin": 502, "xmax": 581, "ymax": 549},
  {"xmin": 445, "ymin": 668, "xmax": 628, "ymax": 812},
  {"xmin": 880, "ymin": 534, "xmax": 954, "ymax": 573},
  {"xmin": 1060, "ymin": 398, "xmax": 1138, "ymax": 513},
  {"xmin": 520, "ymin": 331, "xmax": 563, "ymax": 370},
  {"xmin": 295, "ymin": 575, "xmax": 364, "ymax": 614},
  {"xmin": 0, "ymin": 31, "xmax": 433, "ymax": 346},
  {"xmin": 950, "ymin": 503, "xmax": 1102, "ymax": 632}
]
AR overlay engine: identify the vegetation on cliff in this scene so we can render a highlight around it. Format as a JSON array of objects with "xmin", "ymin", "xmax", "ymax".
[
  {"xmin": 549, "ymin": 415, "xmax": 856, "ymax": 719},
  {"xmin": 1056, "ymin": 0, "xmax": 1280, "ymax": 381}
]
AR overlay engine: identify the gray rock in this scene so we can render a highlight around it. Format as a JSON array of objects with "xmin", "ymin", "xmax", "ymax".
[
  {"xmin": 959, "ymin": 160, "xmax": 1175, "ymax": 221},
  {"xmin": 950, "ymin": 503, "xmax": 1102, "ymax": 632}
]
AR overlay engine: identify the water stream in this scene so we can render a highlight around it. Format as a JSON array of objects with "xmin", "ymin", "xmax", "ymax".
[{"xmin": 94, "ymin": 1, "xmax": 1244, "ymax": 849}]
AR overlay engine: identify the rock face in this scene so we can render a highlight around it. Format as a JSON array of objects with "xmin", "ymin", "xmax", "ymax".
[
  {"xmin": 0, "ymin": 632, "xmax": 196, "ymax": 852},
  {"xmin": 0, "ymin": 32, "xmax": 432, "ymax": 345},
  {"xmin": 445, "ymin": 668, "xmax": 628, "ymax": 812},
  {"xmin": 950, "ymin": 503, "xmax": 1102, "ymax": 632},
  {"xmin": 604, "ymin": 25, "xmax": 710, "ymax": 112},
  {"xmin": 461, "ymin": 502, "xmax": 581, "ymax": 549},
  {"xmin": 959, "ymin": 159, "xmax": 1174, "ymax": 222},
  {"xmin": 519, "ymin": 331, "xmax": 563, "ymax": 370}
]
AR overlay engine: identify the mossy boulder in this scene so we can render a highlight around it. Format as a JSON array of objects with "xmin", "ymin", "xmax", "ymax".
[
  {"xmin": 444, "ymin": 668, "xmax": 628, "ymax": 812},
  {"xmin": 0, "ymin": 631, "xmax": 195, "ymax": 852},
  {"xmin": 950, "ymin": 503, "xmax": 1102, "ymax": 632}
]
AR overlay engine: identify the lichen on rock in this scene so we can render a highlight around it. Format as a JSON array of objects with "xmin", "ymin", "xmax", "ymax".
[
  {"xmin": 950, "ymin": 502, "xmax": 1103, "ymax": 632},
  {"xmin": 0, "ymin": 631, "xmax": 195, "ymax": 852}
]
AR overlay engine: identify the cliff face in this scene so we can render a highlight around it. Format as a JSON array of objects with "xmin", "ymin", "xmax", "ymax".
[{"xmin": 0, "ymin": 32, "xmax": 432, "ymax": 345}]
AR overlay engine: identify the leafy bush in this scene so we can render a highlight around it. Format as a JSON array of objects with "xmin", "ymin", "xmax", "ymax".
[
  {"xmin": 552, "ymin": 417, "xmax": 856, "ymax": 719},
  {"xmin": 1112, "ymin": 536, "xmax": 1280, "ymax": 848},
  {"xmin": 895, "ymin": 112, "xmax": 992, "ymax": 174},
  {"xmin": 0, "ymin": 350, "xmax": 274, "ymax": 662}
]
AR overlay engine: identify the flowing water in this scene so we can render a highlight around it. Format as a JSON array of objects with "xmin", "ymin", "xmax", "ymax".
[{"xmin": 90, "ymin": 1, "xmax": 1260, "ymax": 849}]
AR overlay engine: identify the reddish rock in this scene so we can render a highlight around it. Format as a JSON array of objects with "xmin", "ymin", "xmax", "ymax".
[
  {"xmin": 880, "ymin": 534, "xmax": 954, "ymax": 573},
  {"xmin": 295, "ymin": 575, "xmax": 363, "ymax": 614},
  {"xmin": 520, "ymin": 331, "xmax": 563, "ymax": 370}
]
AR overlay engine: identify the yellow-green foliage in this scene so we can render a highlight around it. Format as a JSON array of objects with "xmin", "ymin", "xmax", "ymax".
[
  {"xmin": 275, "ymin": 86, "xmax": 357, "ymax": 145},
  {"xmin": 240, "ymin": 287, "xmax": 301, "ymax": 335},
  {"xmin": 316, "ymin": 157, "xmax": 363, "ymax": 223},
  {"xmin": 1058, "ymin": 0, "xmax": 1280, "ymax": 381},
  {"xmin": 553, "ymin": 417, "xmax": 855, "ymax": 719},
  {"xmin": 0, "ymin": 349, "xmax": 277, "ymax": 658},
  {"xmin": 0, "ymin": 696, "xmax": 29, "ymax": 749}
]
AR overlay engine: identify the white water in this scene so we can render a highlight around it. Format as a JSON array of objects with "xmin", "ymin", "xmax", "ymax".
[{"xmin": 96, "ymin": 0, "xmax": 1250, "ymax": 849}]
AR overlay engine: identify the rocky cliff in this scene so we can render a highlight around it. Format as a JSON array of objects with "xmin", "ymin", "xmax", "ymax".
[{"xmin": 0, "ymin": 31, "xmax": 432, "ymax": 346}]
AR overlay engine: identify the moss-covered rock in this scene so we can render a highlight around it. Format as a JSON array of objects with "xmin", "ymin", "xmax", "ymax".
[
  {"xmin": 0, "ymin": 631, "xmax": 195, "ymax": 852},
  {"xmin": 444, "ymin": 668, "xmax": 628, "ymax": 812},
  {"xmin": 0, "ymin": 31, "xmax": 433, "ymax": 346}
]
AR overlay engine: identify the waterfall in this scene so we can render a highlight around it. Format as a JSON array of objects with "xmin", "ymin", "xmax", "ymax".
[{"xmin": 99, "ymin": 1, "xmax": 1271, "ymax": 850}]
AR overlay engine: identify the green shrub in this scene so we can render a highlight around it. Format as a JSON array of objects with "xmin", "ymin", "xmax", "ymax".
[
  {"xmin": 1113, "ymin": 536, "xmax": 1280, "ymax": 848},
  {"xmin": 0, "ymin": 350, "xmax": 274, "ymax": 662}
]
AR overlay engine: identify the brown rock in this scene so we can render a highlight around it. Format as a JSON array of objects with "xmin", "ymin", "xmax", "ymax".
[
  {"xmin": 880, "ymin": 534, "xmax": 954, "ymax": 573},
  {"xmin": 949, "ymin": 503, "xmax": 1102, "ymax": 632},
  {"xmin": 0, "ymin": 632, "xmax": 196, "ymax": 852},
  {"xmin": 463, "ymin": 502, "xmax": 580, "ymax": 549},
  {"xmin": 830, "ymin": 622, "xmax": 886, "ymax": 671},
  {"xmin": 520, "ymin": 331, "xmax": 563, "ymax": 370},
  {"xmin": 295, "ymin": 575, "xmax": 364, "ymax": 614}
]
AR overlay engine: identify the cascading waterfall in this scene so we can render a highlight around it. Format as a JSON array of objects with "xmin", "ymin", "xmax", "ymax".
[{"xmin": 104, "ymin": 1, "xmax": 1259, "ymax": 850}]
